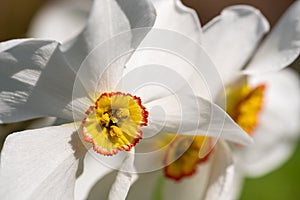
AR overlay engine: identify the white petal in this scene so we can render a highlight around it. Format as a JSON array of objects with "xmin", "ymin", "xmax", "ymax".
[
  {"xmin": 152, "ymin": 0, "xmax": 202, "ymax": 42},
  {"xmin": 0, "ymin": 117, "xmax": 56, "ymax": 151},
  {"xmin": 203, "ymin": 5, "xmax": 270, "ymax": 85},
  {"xmin": 127, "ymin": 170, "xmax": 162, "ymax": 200},
  {"xmin": 74, "ymin": 152, "xmax": 114, "ymax": 200},
  {"xmin": 128, "ymin": 163, "xmax": 212, "ymax": 200},
  {"xmin": 127, "ymin": 141, "xmax": 234, "ymax": 200},
  {"xmin": 29, "ymin": 0, "xmax": 91, "ymax": 43},
  {"xmin": 124, "ymin": 0, "xmax": 204, "ymax": 100},
  {"xmin": 63, "ymin": 0, "xmax": 156, "ymax": 94},
  {"xmin": 144, "ymin": 93, "xmax": 253, "ymax": 145},
  {"xmin": 124, "ymin": 28, "xmax": 223, "ymax": 102},
  {"xmin": 122, "ymin": 0, "xmax": 204, "ymax": 101},
  {"xmin": 116, "ymin": 0, "xmax": 156, "ymax": 29},
  {"xmin": 244, "ymin": 1, "xmax": 300, "ymax": 74},
  {"xmin": 162, "ymin": 157, "xmax": 212, "ymax": 200},
  {"xmin": 79, "ymin": 167, "xmax": 156, "ymax": 200},
  {"xmin": 204, "ymin": 141, "xmax": 234, "ymax": 200},
  {"xmin": 0, "ymin": 124, "xmax": 85, "ymax": 200},
  {"xmin": 126, "ymin": 163, "xmax": 211, "ymax": 200},
  {"xmin": 62, "ymin": 0, "xmax": 131, "ymax": 94},
  {"xmin": 0, "ymin": 117, "xmax": 56, "ymax": 135},
  {"xmin": 236, "ymin": 69, "xmax": 300, "ymax": 177},
  {"xmin": 227, "ymin": 169, "xmax": 245, "ymax": 200},
  {"xmin": 0, "ymin": 39, "xmax": 88, "ymax": 123},
  {"xmin": 108, "ymin": 149, "xmax": 136, "ymax": 200},
  {"xmin": 75, "ymin": 151, "xmax": 137, "ymax": 200}
]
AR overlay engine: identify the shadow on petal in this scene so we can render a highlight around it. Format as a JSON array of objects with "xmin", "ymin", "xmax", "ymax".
[
  {"xmin": 69, "ymin": 129, "xmax": 87, "ymax": 178},
  {"xmin": 86, "ymin": 171, "xmax": 118, "ymax": 200}
]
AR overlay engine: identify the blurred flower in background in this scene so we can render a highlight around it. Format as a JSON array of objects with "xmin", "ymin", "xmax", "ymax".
[{"xmin": 201, "ymin": 0, "xmax": 300, "ymax": 192}]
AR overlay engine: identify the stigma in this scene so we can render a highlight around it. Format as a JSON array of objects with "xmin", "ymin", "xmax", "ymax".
[{"xmin": 82, "ymin": 92, "xmax": 148, "ymax": 156}]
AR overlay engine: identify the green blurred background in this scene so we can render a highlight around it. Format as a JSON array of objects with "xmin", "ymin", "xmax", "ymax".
[
  {"xmin": 240, "ymin": 141, "xmax": 300, "ymax": 200},
  {"xmin": 0, "ymin": 0, "xmax": 299, "ymax": 199}
]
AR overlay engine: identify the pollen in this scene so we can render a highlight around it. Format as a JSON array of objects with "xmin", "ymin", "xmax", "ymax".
[
  {"xmin": 163, "ymin": 135, "xmax": 211, "ymax": 181},
  {"xmin": 82, "ymin": 92, "xmax": 148, "ymax": 156},
  {"xmin": 226, "ymin": 79, "xmax": 266, "ymax": 136}
]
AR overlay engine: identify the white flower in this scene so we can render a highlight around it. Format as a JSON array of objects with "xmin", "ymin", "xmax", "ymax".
[
  {"xmin": 0, "ymin": 0, "xmax": 252, "ymax": 200},
  {"xmin": 201, "ymin": 0, "xmax": 300, "ymax": 177}
]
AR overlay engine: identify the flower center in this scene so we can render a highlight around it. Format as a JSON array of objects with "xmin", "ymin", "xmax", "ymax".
[
  {"xmin": 226, "ymin": 79, "xmax": 266, "ymax": 136},
  {"xmin": 82, "ymin": 92, "xmax": 148, "ymax": 156},
  {"xmin": 163, "ymin": 135, "xmax": 211, "ymax": 181}
]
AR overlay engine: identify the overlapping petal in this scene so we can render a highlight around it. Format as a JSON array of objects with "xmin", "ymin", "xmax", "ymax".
[
  {"xmin": 74, "ymin": 153, "xmax": 114, "ymax": 200},
  {"xmin": 63, "ymin": 0, "xmax": 156, "ymax": 94},
  {"xmin": 108, "ymin": 149, "xmax": 136, "ymax": 200},
  {"xmin": 124, "ymin": 1, "xmax": 204, "ymax": 100},
  {"xmin": 0, "ymin": 124, "xmax": 85, "ymax": 200},
  {"xmin": 116, "ymin": 0, "xmax": 156, "ymax": 29},
  {"xmin": 244, "ymin": 0, "xmax": 300, "ymax": 74},
  {"xmin": 144, "ymin": 93, "xmax": 252, "ymax": 145},
  {"xmin": 29, "ymin": 0, "xmax": 90, "ymax": 43},
  {"xmin": 62, "ymin": 0, "xmax": 131, "ymax": 95},
  {"xmin": 0, "ymin": 39, "xmax": 83, "ymax": 123},
  {"xmin": 203, "ymin": 5, "xmax": 269, "ymax": 85},
  {"xmin": 152, "ymin": 0, "xmax": 202, "ymax": 42},
  {"xmin": 204, "ymin": 141, "xmax": 234, "ymax": 200}
]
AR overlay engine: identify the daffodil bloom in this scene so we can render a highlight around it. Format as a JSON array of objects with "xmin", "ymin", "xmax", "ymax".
[
  {"xmin": 202, "ymin": 0, "xmax": 300, "ymax": 178},
  {"xmin": 0, "ymin": 0, "xmax": 253, "ymax": 200}
]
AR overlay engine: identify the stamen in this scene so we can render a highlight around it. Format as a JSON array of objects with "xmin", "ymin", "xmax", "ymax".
[{"xmin": 82, "ymin": 92, "xmax": 148, "ymax": 156}]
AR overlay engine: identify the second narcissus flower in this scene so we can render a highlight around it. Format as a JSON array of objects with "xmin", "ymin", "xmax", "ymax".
[
  {"xmin": 201, "ymin": 0, "xmax": 300, "ymax": 178},
  {"xmin": 0, "ymin": 0, "xmax": 253, "ymax": 200}
]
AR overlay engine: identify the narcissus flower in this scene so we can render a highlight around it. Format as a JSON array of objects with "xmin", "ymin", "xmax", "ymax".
[
  {"xmin": 202, "ymin": 0, "xmax": 300, "ymax": 178},
  {"xmin": 0, "ymin": 0, "xmax": 252, "ymax": 200}
]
